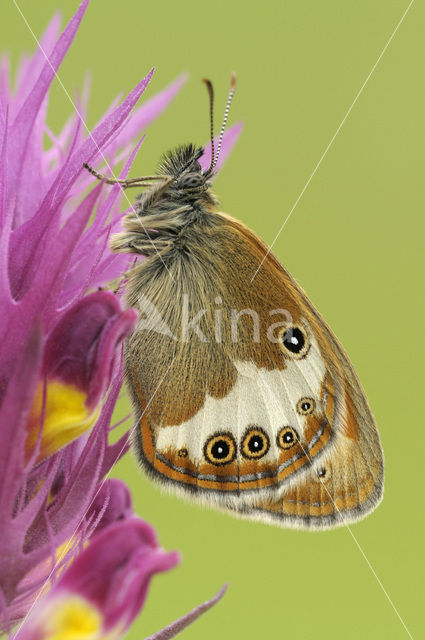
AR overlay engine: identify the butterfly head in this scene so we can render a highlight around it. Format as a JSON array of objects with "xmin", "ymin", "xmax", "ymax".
[
  {"xmin": 98, "ymin": 75, "xmax": 237, "ymax": 255},
  {"xmin": 160, "ymin": 144, "xmax": 209, "ymax": 190},
  {"xmin": 146, "ymin": 143, "xmax": 217, "ymax": 213},
  {"xmin": 149, "ymin": 74, "xmax": 237, "ymax": 208}
]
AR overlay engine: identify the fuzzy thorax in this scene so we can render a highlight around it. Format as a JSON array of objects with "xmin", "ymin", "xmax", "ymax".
[{"xmin": 110, "ymin": 143, "xmax": 219, "ymax": 258}]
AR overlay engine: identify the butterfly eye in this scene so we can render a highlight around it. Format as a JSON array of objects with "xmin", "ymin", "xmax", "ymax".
[
  {"xmin": 278, "ymin": 324, "xmax": 309, "ymax": 359},
  {"xmin": 178, "ymin": 173, "xmax": 204, "ymax": 189},
  {"xmin": 277, "ymin": 427, "xmax": 299, "ymax": 450},
  {"xmin": 297, "ymin": 397, "xmax": 315, "ymax": 415},
  {"xmin": 317, "ymin": 467, "xmax": 327, "ymax": 478},
  {"xmin": 241, "ymin": 428, "xmax": 270, "ymax": 460},
  {"xmin": 204, "ymin": 433, "xmax": 236, "ymax": 466}
]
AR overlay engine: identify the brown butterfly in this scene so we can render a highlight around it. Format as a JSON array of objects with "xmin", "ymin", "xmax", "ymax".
[{"xmin": 85, "ymin": 75, "xmax": 383, "ymax": 529}]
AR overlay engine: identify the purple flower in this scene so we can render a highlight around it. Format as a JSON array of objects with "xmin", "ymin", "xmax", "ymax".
[
  {"xmin": 0, "ymin": 0, "xmax": 240, "ymax": 635},
  {"xmin": 0, "ymin": 305, "xmax": 138, "ymax": 632},
  {"xmin": 0, "ymin": 0, "xmax": 184, "ymax": 630},
  {"xmin": 14, "ymin": 505, "xmax": 226, "ymax": 640},
  {"xmin": 16, "ymin": 515, "xmax": 180, "ymax": 640},
  {"xmin": 25, "ymin": 291, "xmax": 136, "ymax": 463}
]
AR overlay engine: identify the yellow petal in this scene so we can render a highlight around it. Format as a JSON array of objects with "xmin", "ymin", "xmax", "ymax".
[
  {"xmin": 26, "ymin": 381, "xmax": 100, "ymax": 462},
  {"xmin": 37, "ymin": 596, "xmax": 102, "ymax": 640},
  {"xmin": 20, "ymin": 537, "xmax": 90, "ymax": 605}
]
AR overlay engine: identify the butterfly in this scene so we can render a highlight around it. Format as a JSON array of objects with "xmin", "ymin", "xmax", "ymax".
[{"xmin": 84, "ymin": 74, "xmax": 384, "ymax": 529}]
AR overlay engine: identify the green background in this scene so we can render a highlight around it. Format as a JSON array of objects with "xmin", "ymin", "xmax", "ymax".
[{"xmin": 2, "ymin": 1, "xmax": 424, "ymax": 638}]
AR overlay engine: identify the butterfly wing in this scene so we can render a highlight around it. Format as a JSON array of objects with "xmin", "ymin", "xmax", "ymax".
[
  {"xmin": 124, "ymin": 213, "xmax": 383, "ymax": 521},
  {"xmin": 234, "ymin": 355, "xmax": 383, "ymax": 528},
  {"xmin": 246, "ymin": 442, "xmax": 383, "ymax": 529},
  {"xmin": 129, "ymin": 340, "xmax": 333, "ymax": 508},
  {"xmin": 242, "ymin": 381, "xmax": 383, "ymax": 528}
]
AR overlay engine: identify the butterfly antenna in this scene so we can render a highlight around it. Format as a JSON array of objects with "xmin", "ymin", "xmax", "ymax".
[
  {"xmin": 211, "ymin": 72, "xmax": 237, "ymax": 172},
  {"xmin": 203, "ymin": 78, "xmax": 215, "ymax": 174}
]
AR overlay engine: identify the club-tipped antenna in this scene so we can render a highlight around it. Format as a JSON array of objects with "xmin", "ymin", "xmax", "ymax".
[
  {"xmin": 203, "ymin": 78, "xmax": 215, "ymax": 174},
  {"xmin": 211, "ymin": 72, "xmax": 236, "ymax": 173}
]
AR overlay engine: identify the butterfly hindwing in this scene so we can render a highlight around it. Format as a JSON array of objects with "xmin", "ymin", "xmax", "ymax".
[
  {"xmin": 243, "ymin": 375, "xmax": 384, "ymax": 529},
  {"xmin": 238, "ymin": 305, "xmax": 384, "ymax": 527}
]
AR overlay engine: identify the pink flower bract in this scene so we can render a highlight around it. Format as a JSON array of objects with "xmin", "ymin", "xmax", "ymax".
[
  {"xmin": 0, "ymin": 0, "xmax": 239, "ymax": 635},
  {"xmin": 0, "ymin": 0, "xmax": 184, "ymax": 631}
]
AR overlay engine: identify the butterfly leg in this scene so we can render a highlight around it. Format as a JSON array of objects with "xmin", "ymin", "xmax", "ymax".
[
  {"xmin": 83, "ymin": 162, "xmax": 167, "ymax": 188},
  {"xmin": 135, "ymin": 177, "xmax": 176, "ymax": 213}
]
